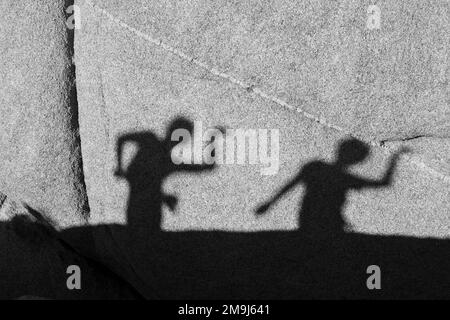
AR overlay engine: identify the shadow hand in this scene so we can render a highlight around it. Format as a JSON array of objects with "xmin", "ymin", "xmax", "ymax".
[{"xmin": 255, "ymin": 202, "xmax": 271, "ymax": 215}]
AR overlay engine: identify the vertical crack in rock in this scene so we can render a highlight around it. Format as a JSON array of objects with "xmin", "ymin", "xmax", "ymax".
[
  {"xmin": 55, "ymin": 1, "xmax": 145, "ymax": 297},
  {"xmin": 65, "ymin": 0, "xmax": 91, "ymax": 219},
  {"xmin": 0, "ymin": 1, "xmax": 144, "ymax": 298},
  {"xmin": 0, "ymin": 192, "xmax": 6, "ymax": 209},
  {"xmin": 0, "ymin": 0, "xmax": 92, "ymax": 227}
]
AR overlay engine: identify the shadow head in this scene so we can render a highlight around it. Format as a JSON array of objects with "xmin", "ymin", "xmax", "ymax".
[
  {"xmin": 336, "ymin": 138, "xmax": 370, "ymax": 166},
  {"xmin": 166, "ymin": 116, "xmax": 194, "ymax": 141}
]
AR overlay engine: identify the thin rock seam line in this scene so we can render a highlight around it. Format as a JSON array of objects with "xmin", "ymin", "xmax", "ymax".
[{"xmin": 83, "ymin": 0, "xmax": 450, "ymax": 185}]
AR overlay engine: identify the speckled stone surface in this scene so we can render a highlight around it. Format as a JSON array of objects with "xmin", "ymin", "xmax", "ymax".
[
  {"xmin": 0, "ymin": 1, "xmax": 88, "ymax": 227},
  {"xmin": 76, "ymin": 0, "xmax": 449, "ymax": 234},
  {"xmin": 1, "ymin": 0, "xmax": 448, "ymax": 298},
  {"xmin": 72, "ymin": 0, "xmax": 449, "ymax": 297}
]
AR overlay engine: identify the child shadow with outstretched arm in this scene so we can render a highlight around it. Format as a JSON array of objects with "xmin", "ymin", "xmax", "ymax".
[
  {"xmin": 256, "ymin": 138, "xmax": 410, "ymax": 239},
  {"xmin": 114, "ymin": 117, "xmax": 215, "ymax": 235}
]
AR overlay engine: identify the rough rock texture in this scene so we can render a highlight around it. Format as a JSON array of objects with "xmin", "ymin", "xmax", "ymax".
[
  {"xmin": 76, "ymin": 0, "xmax": 449, "ymax": 233},
  {"xmin": 74, "ymin": 0, "xmax": 449, "ymax": 298},
  {"xmin": 0, "ymin": 0, "xmax": 448, "ymax": 299},
  {"xmin": 78, "ymin": 0, "xmax": 449, "ymax": 141},
  {"xmin": 0, "ymin": 0, "xmax": 131, "ymax": 299},
  {"xmin": 0, "ymin": 0, "xmax": 88, "ymax": 227}
]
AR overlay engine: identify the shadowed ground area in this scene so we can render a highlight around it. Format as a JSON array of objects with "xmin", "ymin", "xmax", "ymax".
[
  {"xmin": 0, "ymin": 211, "xmax": 141, "ymax": 299},
  {"xmin": 62, "ymin": 226, "xmax": 450, "ymax": 299},
  {"xmin": 1, "ymin": 118, "xmax": 449, "ymax": 299},
  {"xmin": 2, "ymin": 215, "xmax": 448, "ymax": 299},
  {"xmin": 63, "ymin": 120, "xmax": 450, "ymax": 299}
]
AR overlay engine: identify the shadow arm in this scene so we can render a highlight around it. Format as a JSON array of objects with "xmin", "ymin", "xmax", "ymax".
[
  {"xmin": 350, "ymin": 149, "xmax": 409, "ymax": 188},
  {"xmin": 115, "ymin": 132, "xmax": 148, "ymax": 176},
  {"xmin": 256, "ymin": 175, "xmax": 300, "ymax": 214},
  {"xmin": 272, "ymin": 178, "xmax": 299, "ymax": 203}
]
